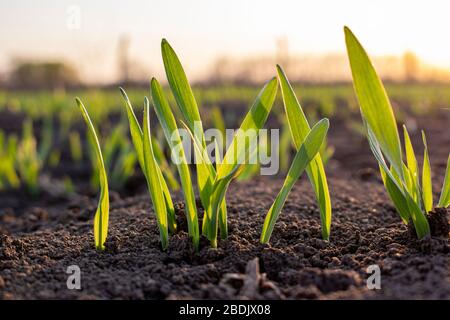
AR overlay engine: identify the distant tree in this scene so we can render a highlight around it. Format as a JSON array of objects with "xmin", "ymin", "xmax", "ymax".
[{"xmin": 9, "ymin": 61, "xmax": 79, "ymax": 90}]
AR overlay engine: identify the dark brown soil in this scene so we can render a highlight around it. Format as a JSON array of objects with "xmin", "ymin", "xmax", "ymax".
[
  {"xmin": 0, "ymin": 108, "xmax": 448, "ymax": 300},
  {"xmin": 0, "ymin": 175, "xmax": 448, "ymax": 300}
]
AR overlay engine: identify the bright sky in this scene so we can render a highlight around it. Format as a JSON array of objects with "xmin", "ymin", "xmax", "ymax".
[{"xmin": 1, "ymin": 0, "xmax": 450, "ymax": 83}]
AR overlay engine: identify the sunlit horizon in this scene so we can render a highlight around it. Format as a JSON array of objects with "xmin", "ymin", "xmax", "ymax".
[{"xmin": 2, "ymin": 0, "xmax": 450, "ymax": 84}]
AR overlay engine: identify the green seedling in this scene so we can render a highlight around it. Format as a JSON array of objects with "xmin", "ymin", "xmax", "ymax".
[
  {"xmin": 120, "ymin": 88, "xmax": 177, "ymax": 244},
  {"xmin": 438, "ymin": 155, "xmax": 450, "ymax": 208},
  {"xmin": 16, "ymin": 119, "xmax": 41, "ymax": 196},
  {"xmin": 276, "ymin": 65, "xmax": 333, "ymax": 240},
  {"xmin": 48, "ymin": 149, "xmax": 61, "ymax": 167},
  {"xmin": 0, "ymin": 132, "xmax": 20, "ymax": 190},
  {"xmin": 161, "ymin": 39, "xmax": 229, "ymax": 242},
  {"xmin": 261, "ymin": 118, "xmax": 330, "ymax": 243},
  {"xmin": 69, "ymin": 131, "xmax": 83, "ymax": 162},
  {"xmin": 160, "ymin": 39, "xmax": 278, "ymax": 247},
  {"xmin": 151, "ymin": 78, "xmax": 200, "ymax": 249},
  {"xmin": 38, "ymin": 117, "xmax": 54, "ymax": 164},
  {"xmin": 110, "ymin": 142, "xmax": 138, "ymax": 189},
  {"xmin": 186, "ymin": 78, "xmax": 278, "ymax": 247},
  {"xmin": 345, "ymin": 26, "xmax": 450, "ymax": 238},
  {"xmin": 76, "ymin": 98, "xmax": 109, "ymax": 251},
  {"xmin": 142, "ymin": 97, "xmax": 172, "ymax": 249}
]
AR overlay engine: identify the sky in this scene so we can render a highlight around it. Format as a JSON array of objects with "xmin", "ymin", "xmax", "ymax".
[{"xmin": 1, "ymin": 0, "xmax": 450, "ymax": 83}]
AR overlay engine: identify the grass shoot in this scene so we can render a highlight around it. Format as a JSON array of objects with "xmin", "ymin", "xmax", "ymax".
[
  {"xmin": 120, "ymin": 88, "xmax": 177, "ymax": 246},
  {"xmin": 261, "ymin": 118, "xmax": 330, "ymax": 243},
  {"xmin": 345, "ymin": 26, "xmax": 450, "ymax": 238},
  {"xmin": 76, "ymin": 97, "xmax": 110, "ymax": 251},
  {"xmin": 151, "ymin": 77, "xmax": 200, "ymax": 249},
  {"xmin": 276, "ymin": 65, "xmax": 333, "ymax": 240},
  {"xmin": 142, "ymin": 97, "xmax": 171, "ymax": 249}
]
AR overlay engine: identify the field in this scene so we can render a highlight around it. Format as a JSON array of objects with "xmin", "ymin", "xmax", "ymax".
[{"xmin": 0, "ymin": 79, "xmax": 449, "ymax": 299}]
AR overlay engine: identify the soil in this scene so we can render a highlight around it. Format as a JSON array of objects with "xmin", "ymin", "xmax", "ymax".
[{"xmin": 0, "ymin": 108, "xmax": 449, "ymax": 300}]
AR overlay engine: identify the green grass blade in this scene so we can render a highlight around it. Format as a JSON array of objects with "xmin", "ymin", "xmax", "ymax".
[
  {"xmin": 421, "ymin": 131, "xmax": 433, "ymax": 212},
  {"xmin": 404, "ymin": 190, "xmax": 430, "ymax": 238},
  {"xmin": 366, "ymin": 122, "xmax": 429, "ymax": 238},
  {"xmin": 120, "ymin": 88, "xmax": 145, "ymax": 169},
  {"xmin": 151, "ymin": 78, "xmax": 199, "ymax": 249},
  {"xmin": 157, "ymin": 165, "xmax": 177, "ymax": 233},
  {"xmin": 217, "ymin": 77, "xmax": 278, "ymax": 180},
  {"xmin": 403, "ymin": 125, "xmax": 418, "ymax": 180},
  {"xmin": 276, "ymin": 65, "xmax": 332, "ymax": 240},
  {"xmin": 379, "ymin": 165, "xmax": 410, "ymax": 224},
  {"xmin": 120, "ymin": 88, "xmax": 176, "ymax": 232},
  {"xmin": 216, "ymin": 140, "xmax": 228, "ymax": 239},
  {"xmin": 161, "ymin": 39, "xmax": 217, "ymax": 230},
  {"xmin": 261, "ymin": 118, "xmax": 330, "ymax": 244},
  {"xmin": 161, "ymin": 39, "xmax": 203, "ymax": 140},
  {"xmin": 179, "ymin": 120, "xmax": 218, "ymax": 240},
  {"xmin": 142, "ymin": 97, "xmax": 169, "ymax": 250},
  {"xmin": 403, "ymin": 125, "xmax": 420, "ymax": 202},
  {"xmin": 76, "ymin": 98, "xmax": 109, "ymax": 251},
  {"xmin": 208, "ymin": 77, "xmax": 278, "ymax": 246},
  {"xmin": 438, "ymin": 154, "xmax": 450, "ymax": 208},
  {"xmin": 345, "ymin": 26, "xmax": 404, "ymax": 178}
]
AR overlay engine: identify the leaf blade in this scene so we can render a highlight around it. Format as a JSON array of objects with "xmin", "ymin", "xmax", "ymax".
[
  {"xmin": 345, "ymin": 26, "xmax": 404, "ymax": 178},
  {"xmin": 151, "ymin": 78, "xmax": 199, "ymax": 249},
  {"xmin": 142, "ymin": 97, "xmax": 169, "ymax": 249},
  {"xmin": 438, "ymin": 154, "xmax": 450, "ymax": 208},
  {"xmin": 421, "ymin": 131, "xmax": 433, "ymax": 212},
  {"xmin": 217, "ymin": 77, "xmax": 278, "ymax": 180},
  {"xmin": 120, "ymin": 88, "xmax": 176, "ymax": 232},
  {"xmin": 276, "ymin": 65, "xmax": 332, "ymax": 240},
  {"xmin": 261, "ymin": 118, "xmax": 330, "ymax": 244},
  {"xmin": 161, "ymin": 39, "xmax": 217, "ymax": 234},
  {"xmin": 76, "ymin": 98, "xmax": 109, "ymax": 251}
]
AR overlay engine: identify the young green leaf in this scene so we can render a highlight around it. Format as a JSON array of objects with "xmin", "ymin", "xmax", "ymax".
[
  {"xmin": 421, "ymin": 131, "xmax": 433, "ymax": 212},
  {"xmin": 76, "ymin": 98, "xmax": 109, "ymax": 251},
  {"xmin": 151, "ymin": 77, "xmax": 199, "ymax": 249},
  {"xmin": 209, "ymin": 77, "xmax": 278, "ymax": 246},
  {"xmin": 438, "ymin": 154, "xmax": 450, "ymax": 208},
  {"xmin": 120, "ymin": 88, "xmax": 144, "ymax": 169},
  {"xmin": 345, "ymin": 26, "xmax": 404, "ymax": 178},
  {"xmin": 403, "ymin": 125, "xmax": 420, "ymax": 203},
  {"xmin": 120, "ymin": 88, "xmax": 176, "ymax": 232},
  {"xmin": 217, "ymin": 77, "xmax": 278, "ymax": 180},
  {"xmin": 276, "ymin": 65, "xmax": 332, "ymax": 240},
  {"xmin": 161, "ymin": 39, "xmax": 203, "ymax": 139},
  {"xmin": 379, "ymin": 165, "xmax": 410, "ymax": 224},
  {"xmin": 260, "ymin": 118, "xmax": 330, "ymax": 244},
  {"xmin": 345, "ymin": 27, "xmax": 431, "ymax": 239},
  {"xmin": 179, "ymin": 119, "xmax": 215, "ymax": 239},
  {"xmin": 142, "ymin": 97, "xmax": 169, "ymax": 250},
  {"xmin": 365, "ymin": 120, "xmax": 429, "ymax": 238},
  {"xmin": 161, "ymin": 39, "xmax": 224, "ymax": 237}
]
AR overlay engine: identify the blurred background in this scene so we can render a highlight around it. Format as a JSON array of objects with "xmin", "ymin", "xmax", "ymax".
[
  {"xmin": 0, "ymin": 0, "xmax": 449, "ymax": 207},
  {"xmin": 2, "ymin": 0, "xmax": 450, "ymax": 88}
]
